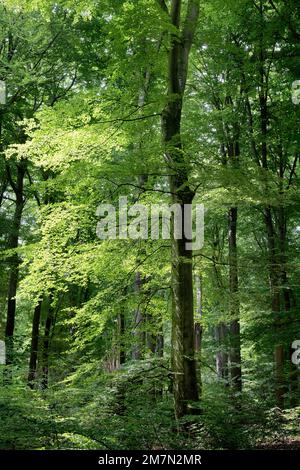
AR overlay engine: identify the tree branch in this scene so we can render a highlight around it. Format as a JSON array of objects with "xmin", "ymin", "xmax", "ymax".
[
  {"xmin": 179, "ymin": 0, "xmax": 200, "ymax": 92},
  {"xmin": 156, "ymin": 0, "xmax": 169, "ymax": 15}
]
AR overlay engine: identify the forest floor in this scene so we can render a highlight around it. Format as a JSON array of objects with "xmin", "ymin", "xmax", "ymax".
[
  {"xmin": 1, "ymin": 379, "xmax": 300, "ymax": 450},
  {"xmin": 256, "ymin": 407, "xmax": 300, "ymax": 450},
  {"xmin": 257, "ymin": 435, "xmax": 300, "ymax": 450},
  {"xmin": 258, "ymin": 437, "xmax": 300, "ymax": 450}
]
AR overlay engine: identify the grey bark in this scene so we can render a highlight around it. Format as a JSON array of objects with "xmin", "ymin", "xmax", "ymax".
[{"xmin": 160, "ymin": 0, "xmax": 200, "ymax": 417}]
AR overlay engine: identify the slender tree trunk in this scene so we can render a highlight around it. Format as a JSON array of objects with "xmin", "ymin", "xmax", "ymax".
[
  {"xmin": 240, "ymin": 2, "xmax": 296, "ymax": 406},
  {"xmin": 146, "ymin": 319, "xmax": 157, "ymax": 355},
  {"xmin": 265, "ymin": 204, "xmax": 298, "ymax": 407},
  {"xmin": 156, "ymin": 332, "xmax": 164, "ymax": 357},
  {"xmin": 258, "ymin": 8, "xmax": 287, "ymax": 405},
  {"xmin": 131, "ymin": 72, "xmax": 149, "ymax": 360},
  {"xmin": 194, "ymin": 274, "xmax": 202, "ymax": 353},
  {"xmin": 194, "ymin": 323, "xmax": 202, "ymax": 353},
  {"xmin": 4, "ymin": 162, "xmax": 25, "ymax": 379},
  {"xmin": 28, "ymin": 301, "xmax": 42, "ymax": 388},
  {"xmin": 213, "ymin": 87, "xmax": 242, "ymax": 390},
  {"xmin": 0, "ymin": 124, "xmax": 8, "ymax": 208},
  {"xmin": 278, "ymin": 205, "xmax": 299, "ymax": 406},
  {"xmin": 215, "ymin": 323, "xmax": 229, "ymax": 381},
  {"xmin": 211, "ymin": 226, "xmax": 229, "ymax": 381},
  {"xmin": 41, "ymin": 305, "xmax": 54, "ymax": 390},
  {"xmin": 0, "ymin": 176, "xmax": 7, "ymax": 208},
  {"xmin": 132, "ymin": 271, "xmax": 145, "ymax": 360},
  {"xmin": 195, "ymin": 274, "xmax": 203, "ymax": 391},
  {"xmin": 228, "ymin": 207, "xmax": 242, "ymax": 392},
  {"xmin": 161, "ymin": 0, "xmax": 200, "ymax": 417},
  {"xmin": 119, "ymin": 312, "xmax": 126, "ymax": 366}
]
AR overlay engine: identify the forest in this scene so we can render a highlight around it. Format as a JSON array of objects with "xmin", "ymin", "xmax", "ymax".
[{"xmin": 0, "ymin": 0, "xmax": 300, "ymax": 453}]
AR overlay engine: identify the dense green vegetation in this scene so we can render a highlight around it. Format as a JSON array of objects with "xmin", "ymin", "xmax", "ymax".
[{"xmin": 0, "ymin": 0, "xmax": 300, "ymax": 450}]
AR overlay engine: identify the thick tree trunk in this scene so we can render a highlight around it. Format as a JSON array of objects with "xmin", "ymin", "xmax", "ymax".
[
  {"xmin": 170, "ymin": 221, "xmax": 198, "ymax": 417},
  {"xmin": 161, "ymin": 0, "xmax": 200, "ymax": 417},
  {"xmin": 28, "ymin": 301, "xmax": 42, "ymax": 388}
]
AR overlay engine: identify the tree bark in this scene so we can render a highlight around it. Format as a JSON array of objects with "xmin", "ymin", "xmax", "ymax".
[
  {"xmin": 132, "ymin": 271, "xmax": 146, "ymax": 360},
  {"xmin": 119, "ymin": 312, "xmax": 126, "ymax": 366},
  {"xmin": 215, "ymin": 322, "xmax": 229, "ymax": 381},
  {"xmin": 4, "ymin": 162, "xmax": 25, "ymax": 379},
  {"xmin": 266, "ymin": 207, "xmax": 285, "ymax": 407},
  {"xmin": 228, "ymin": 207, "xmax": 242, "ymax": 392},
  {"xmin": 194, "ymin": 274, "xmax": 203, "ymax": 391},
  {"xmin": 160, "ymin": 0, "xmax": 200, "ymax": 417},
  {"xmin": 41, "ymin": 304, "xmax": 54, "ymax": 390},
  {"xmin": 28, "ymin": 301, "xmax": 42, "ymax": 388}
]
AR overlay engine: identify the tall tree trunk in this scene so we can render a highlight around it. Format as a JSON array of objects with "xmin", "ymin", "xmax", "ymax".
[
  {"xmin": 131, "ymin": 71, "xmax": 149, "ymax": 360},
  {"xmin": 228, "ymin": 207, "xmax": 242, "ymax": 392},
  {"xmin": 156, "ymin": 331, "xmax": 164, "ymax": 357},
  {"xmin": 194, "ymin": 274, "xmax": 202, "ymax": 353},
  {"xmin": 212, "ymin": 87, "xmax": 242, "ymax": 389},
  {"xmin": 259, "ymin": 41, "xmax": 286, "ymax": 404},
  {"xmin": 132, "ymin": 271, "xmax": 145, "ymax": 360},
  {"xmin": 28, "ymin": 301, "xmax": 42, "ymax": 388},
  {"xmin": 41, "ymin": 305, "xmax": 54, "ymax": 390},
  {"xmin": 211, "ymin": 226, "xmax": 229, "ymax": 381},
  {"xmin": 160, "ymin": 0, "xmax": 200, "ymax": 417},
  {"xmin": 278, "ymin": 204, "xmax": 298, "ymax": 406},
  {"xmin": 264, "ymin": 205, "xmax": 286, "ymax": 407},
  {"xmin": 4, "ymin": 162, "xmax": 25, "ymax": 379},
  {"xmin": 119, "ymin": 312, "xmax": 126, "ymax": 366},
  {"xmin": 257, "ymin": 5, "xmax": 287, "ymax": 405},
  {"xmin": 269, "ymin": 203, "xmax": 297, "ymax": 407},
  {"xmin": 194, "ymin": 274, "xmax": 203, "ymax": 391},
  {"xmin": 215, "ymin": 322, "xmax": 229, "ymax": 381}
]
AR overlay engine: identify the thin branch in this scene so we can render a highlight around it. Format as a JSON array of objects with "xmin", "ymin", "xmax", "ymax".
[
  {"xmin": 95, "ymin": 113, "xmax": 161, "ymax": 125},
  {"xmin": 156, "ymin": 0, "xmax": 169, "ymax": 15},
  {"xmin": 102, "ymin": 177, "xmax": 174, "ymax": 195},
  {"xmin": 49, "ymin": 72, "xmax": 78, "ymax": 106},
  {"xmin": 287, "ymin": 154, "xmax": 298, "ymax": 189},
  {"xmin": 31, "ymin": 30, "xmax": 62, "ymax": 72},
  {"xmin": 26, "ymin": 169, "xmax": 41, "ymax": 207},
  {"xmin": 128, "ymin": 245, "xmax": 171, "ymax": 277},
  {"xmin": 5, "ymin": 162, "xmax": 17, "ymax": 194}
]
